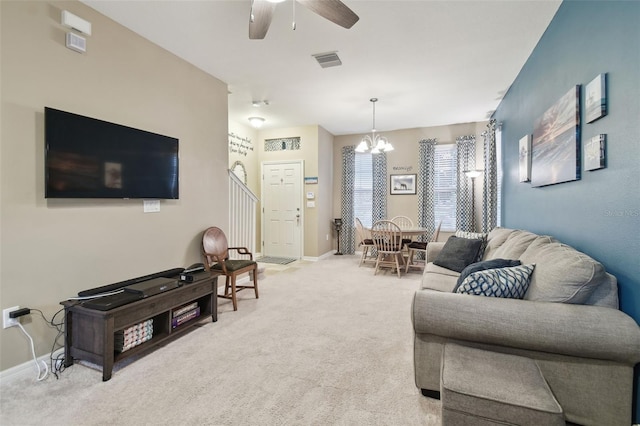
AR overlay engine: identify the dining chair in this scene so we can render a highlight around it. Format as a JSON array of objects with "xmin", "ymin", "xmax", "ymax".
[
  {"xmin": 370, "ymin": 220, "xmax": 404, "ymax": 278},
  {"xmin": 391, "ymin": 215, "xmax": 414, "ymax": 254},
  {"xmin": 355, "ymin": 218, "xmax": 376, "ymax": 267},
  {"xmin": 202, "ymin": 226, "xmax": 259, "ymax": 311},
  {"xmin": 405, "ymin": 221, "xmax": 442, "ymax": 273}
]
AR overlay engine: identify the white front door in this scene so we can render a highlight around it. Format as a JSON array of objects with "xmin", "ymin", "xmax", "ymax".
[{"xmin": 261, "ymin": 161, "xmax": 303, "ymax": 258}]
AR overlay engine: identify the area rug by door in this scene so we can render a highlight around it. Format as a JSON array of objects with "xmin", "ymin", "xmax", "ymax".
[{"xmin": 256, "ymin": 256, "xmax": 297, "ymax": 265}]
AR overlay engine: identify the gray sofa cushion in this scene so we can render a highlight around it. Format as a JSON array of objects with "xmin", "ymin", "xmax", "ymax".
[
  {"xmin": 441, "ymin": 344, "xmax": 564, "ymax": 426},
  {"xmin": 488, "ymin": 230, "xmax": 539, "ymax": 260},
  {"xmin": 520, "ymin": 237, "xmax": 607, "ymax": 304},
  {"xmin": 421, "ymin": 263, "xmax": 459, "ymax": 292},
  {"xmin": 482, "ymin": 227, "xmax": 516, "ymax": 260}
]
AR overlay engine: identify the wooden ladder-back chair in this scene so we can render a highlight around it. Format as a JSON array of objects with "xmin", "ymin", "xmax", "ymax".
[
  {"xmin": 355, "ymin": 218, "xmax": 376, "ymax": 267},
  {"xmin": 391, "ymin": 215, "xmax": 414, "ymax": 249},
  {"xmin": 202, "ymin": 226, "xmax": 258, "ymax": 311},
  {"xmin": 371, "ymin": 220, "xmax": 404, "ymax": 278},
  {"xmin": 406, "ymin": 221, "xmax": 442, "ymax": 273}
]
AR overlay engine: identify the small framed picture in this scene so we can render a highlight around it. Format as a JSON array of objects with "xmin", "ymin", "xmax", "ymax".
[
  {"xmin": 584, "ymin": 134, "xmax": 606, "ymax": 171},
  {"xmin": 390, "ymin": 174, "xmax": 416, "ymax": 195},
  {"xmin": 585, "ymin": 73, "xmax": 607, "ymax": 123}
]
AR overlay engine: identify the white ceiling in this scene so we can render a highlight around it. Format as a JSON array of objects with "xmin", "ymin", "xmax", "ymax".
[{"xmin": 81, "ymin": 0, "xmax": 561, "ymax": 136}]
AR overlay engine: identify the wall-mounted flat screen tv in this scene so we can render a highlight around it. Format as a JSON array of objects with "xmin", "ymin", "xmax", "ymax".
[{"xmin": 45, "ymin": 107, "xmax": 179, "ymax": 199}]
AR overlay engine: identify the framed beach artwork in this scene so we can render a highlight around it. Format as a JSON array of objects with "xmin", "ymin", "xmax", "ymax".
[
  {"xmin": 531, "ymin": 85, "xmax": 581, "ymax": 187},
  {"xmin": 584, "ymin": 134, "xmax": 606, "ymax": 171},
  {"xmin": 519, "ymin": 134, "xmax": 531, "ymax": 182},
  {"xmin": 585, "ymin": 73, "xmax": 607, "ymax": 123},
  {"xmin": 390, "ymin": 174, "xmax": 416, "ymax": 195}
]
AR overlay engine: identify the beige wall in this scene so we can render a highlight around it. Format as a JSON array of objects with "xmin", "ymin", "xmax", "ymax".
[
  {"xmin": 333, "ymin": 121, "xmax": 488, "ymax": 246},
  {"xmin": 0, "ymin": 1, "xmax": 229, "ymax": 371},
  {"xmin": 258, "ymin": 125, "xmax": 333, "ymax": 258},
  {"xmin": 316, "ymin": 126, "xmax": 334, "ymax": 256},
  {"xmin": 228, "ymin": 120, "xmax": 261, "ymax": 249},
  {"xmin": 228, "ymin": 121, "xmax": 260, "ymax": 196},
  {"xmin": 229, "ymin": 123, "xmax": 334, "ymax": 258}
]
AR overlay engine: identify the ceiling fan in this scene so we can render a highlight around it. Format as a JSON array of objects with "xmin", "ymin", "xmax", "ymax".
[{"xmin": 249, "ymin": 0, "xmax": 359, "ymax": 40}]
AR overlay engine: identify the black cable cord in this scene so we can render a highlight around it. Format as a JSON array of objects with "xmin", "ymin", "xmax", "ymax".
[{"xmin": 32, "ymin": 308, "xmax": 66, "ymax": 379}]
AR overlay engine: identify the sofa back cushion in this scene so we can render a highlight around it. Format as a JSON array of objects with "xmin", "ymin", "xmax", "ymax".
[
  {"xmin": 520, "ymin": 237, "xmax": 607, "ymax": 304},
  {"xmin": 482, "ymin": 227, "xmax": 515, "ymax": 260},
  {"xmin": 487, "ymin": 230, "xmax": 539, "ymax": 260}
]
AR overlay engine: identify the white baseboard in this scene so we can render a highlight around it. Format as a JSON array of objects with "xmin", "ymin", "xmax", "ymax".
[{"xmin": 0, "ymin": 348, "xmax": 64, "ymax": 385}]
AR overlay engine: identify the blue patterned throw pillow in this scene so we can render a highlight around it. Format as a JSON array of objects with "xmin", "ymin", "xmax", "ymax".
[
  {"xmin": 453, "ymin": 258, "xmax": 522, "ymax": 293},
  {"xmin": 456, "ymin": 264, "xmax": 536, "ymax": 299}
]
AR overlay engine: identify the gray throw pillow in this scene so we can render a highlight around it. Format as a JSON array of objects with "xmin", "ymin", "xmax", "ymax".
[
  {"xmin": 453, "ymin": 258, "xmax": 522, "ymax": 293},
  {"xmin": 455, "ymin": 230, "xmax": 488, "ymax": 261},
  {"xmin": 432, "ymin": 236, "xmax": 483, "ymax": 273}
]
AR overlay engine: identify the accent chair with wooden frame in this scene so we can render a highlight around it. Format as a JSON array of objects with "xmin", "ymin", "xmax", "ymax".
[
  {"xmin": 202, "ymin": 226, "xmax": 259, "ymax": 311},
  {"xmin": 371, "ymin": 220, "xmax": 404, "ymax": 278}
]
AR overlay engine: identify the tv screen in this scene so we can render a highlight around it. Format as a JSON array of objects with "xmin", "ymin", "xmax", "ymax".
[{"xmin": 45, "ymin": 107, "xmax": 179, "ymax": 199}]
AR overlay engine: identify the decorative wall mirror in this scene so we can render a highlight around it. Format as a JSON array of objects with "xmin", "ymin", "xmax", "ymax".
[{"xmin": 231, "ymin": 160, "xmax": 247, "ymax": 185}]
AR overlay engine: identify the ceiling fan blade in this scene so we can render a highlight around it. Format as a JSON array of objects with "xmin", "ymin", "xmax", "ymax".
[
  {"xmin": 249, "ymin": 0, "xmax": 276, "ymax": 40},
  {"xmin": 297, "ymin": 0, "xmax": 359, "ymax": 29}
]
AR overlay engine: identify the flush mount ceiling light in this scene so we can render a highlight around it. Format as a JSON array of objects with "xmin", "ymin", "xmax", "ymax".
[
  {"xmin": 248, "ymin": 117, "xmax": 265, "ymax": 128},
  {"xmin": 355, "ymin": 98, "xmax": 394, "ymax": 154}
]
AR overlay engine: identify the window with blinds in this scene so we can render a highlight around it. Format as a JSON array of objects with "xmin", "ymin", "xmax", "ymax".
[
  {"xmin": 354, "ymin": 152, "xmax": 373, "ymax": 228},
  {"xmin": 434, "ymin": 144, "xmax": 457, "ymax": 231}
]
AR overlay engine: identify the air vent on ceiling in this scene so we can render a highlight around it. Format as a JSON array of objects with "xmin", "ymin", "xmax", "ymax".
[{"xmin": 312, "ymin": 52, "xmax": 342, "ymax": 68}]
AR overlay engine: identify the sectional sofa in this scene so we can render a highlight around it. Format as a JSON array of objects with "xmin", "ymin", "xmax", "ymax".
[{"xmin": 412, "ymin": 227, "xmax": 640, "ymax": 426}]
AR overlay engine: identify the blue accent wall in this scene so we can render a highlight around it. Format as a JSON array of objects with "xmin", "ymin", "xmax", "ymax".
[{"xmin": 493, "ymin": 0, "xmax": 640, "ymax": 421}]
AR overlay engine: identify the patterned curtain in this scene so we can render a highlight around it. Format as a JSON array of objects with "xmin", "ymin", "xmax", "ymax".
[
  {"xmin": 372, "ymin": 153, "xmax": 387, "ymax": 223},
  {"xmin": 482, "ymin": 119, "xmax": 498, "ymax": 233},
  {"xmin": 417, "ymin": 139, "xmax": 437, "ymax": 242},
  {"xmin": 340, "ymin": 146, "xmax": 356, "ymax": 254},
  {"xmin": 456, "ymin": 135, "xmax": 476, "ymax": 232}
]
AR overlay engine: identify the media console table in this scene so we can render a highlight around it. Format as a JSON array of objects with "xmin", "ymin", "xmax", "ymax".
[{"xmin": 61, "ymin": 272, "xmax": 220, "ymax": 381}]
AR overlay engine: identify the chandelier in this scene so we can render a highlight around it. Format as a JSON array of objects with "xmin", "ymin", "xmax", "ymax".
[{"xmin": 355, "ymin": 98, "xmax": 394, "ymax": 154}]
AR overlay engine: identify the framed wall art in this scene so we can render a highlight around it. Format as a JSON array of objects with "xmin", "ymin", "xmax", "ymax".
[
  {"xmin": 519, "ymin": 134, "xmax": 531, "ymax": 182},
  {"xmin": 390, "ymin": 174, "xmax": 416, "ymax": 195},
  {"xmin": 585, "ymin": 73, "xmax": 607, "ymax": 123},
  {"xmin": 531, "ymin": 85, "xmax": 581, "ymax": 187},
  {"xmin": 584, "ymin": 134, "xmax": 606, "ymax": 171}
]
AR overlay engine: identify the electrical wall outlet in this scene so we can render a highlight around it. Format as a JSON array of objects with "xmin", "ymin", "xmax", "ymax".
[{"xmin": 3, "ymin": 306, "xmax": 20, "ymax": 329}]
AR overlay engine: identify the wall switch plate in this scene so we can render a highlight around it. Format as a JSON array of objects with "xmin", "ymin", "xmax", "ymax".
[
  {"xmin": 3, "ymin": 306, "xmax": 20, "ymax": 329},
  {"xmin": 143, "ymin": 200, "xmax": 160, "ymax": 213}
]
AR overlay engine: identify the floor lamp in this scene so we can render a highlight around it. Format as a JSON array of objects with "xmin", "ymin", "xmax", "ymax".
[
  {"xmin": 333, "ymin": 218, "xmax": 343, "ymax": 255},
  {"xmin": 464, "ymin": 170, "xmax": 482, "ymax": 232}
]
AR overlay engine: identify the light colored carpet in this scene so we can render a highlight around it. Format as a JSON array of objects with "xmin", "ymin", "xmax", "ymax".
[{"xmin": 0, "ymin": 256, "xmax": 441, "ymax": 425}]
